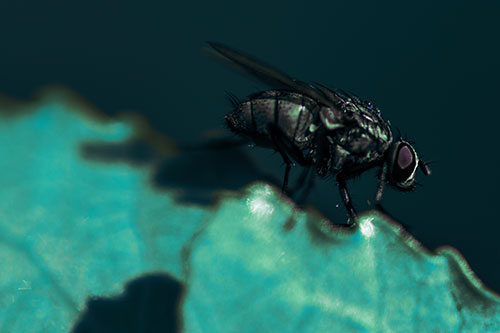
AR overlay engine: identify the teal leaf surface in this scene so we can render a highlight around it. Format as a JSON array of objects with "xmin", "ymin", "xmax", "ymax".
[
  {"xmin": 0, "ymin": 89, "xmax": 499, "ymax": 332},
  {"xmin": 0, "ymin": 90, "xmax": 205, "ymax": 332},
  {"xmin": 183, "ymin": 184, "xmax": 500, "ymax": 331}
]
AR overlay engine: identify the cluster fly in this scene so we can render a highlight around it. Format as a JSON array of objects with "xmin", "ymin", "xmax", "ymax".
[{"xmin": 209, "ymin": 42, "xmax": 431, "ymax": 221}]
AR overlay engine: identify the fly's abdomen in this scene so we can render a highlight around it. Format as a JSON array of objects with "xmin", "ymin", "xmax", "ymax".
[{"xmin": 225, "ymin": 90, "xmax": 316, "ymax": 149}]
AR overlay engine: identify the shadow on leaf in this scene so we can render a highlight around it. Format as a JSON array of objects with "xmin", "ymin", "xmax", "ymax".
[
  {"xmin": 73, "ymin": 274, "xmax": 183, "ymax": 333},
  {"xmin": 81, "ymin": 139, "xmax": 279, "ymax": 206}
]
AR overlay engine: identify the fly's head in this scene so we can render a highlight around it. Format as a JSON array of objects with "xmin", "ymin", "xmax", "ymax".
[{"xmin": 387, "ymin": 140, "xmax": 431, "ymax": 191}]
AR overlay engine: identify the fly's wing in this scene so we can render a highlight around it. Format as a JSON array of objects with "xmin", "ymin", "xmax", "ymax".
[
  {"xmin": 313, "ymin": 83, "xmax": 362, "ymax": 108},
  {"xmin": 207, "ymin": 42, "xmax": 337, "ymax": 108}
]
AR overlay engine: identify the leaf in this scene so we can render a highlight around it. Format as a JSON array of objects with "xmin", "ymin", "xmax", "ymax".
[
  {"xmin": 0, "ymin": 89, "xmax": 205, "ymax": 332},
  {"xmin": 182, "ymin": 185, "xmax": 500, "ymax": 331},
  {"xmin": 0, "ymin": 88, "xmax": 499, "ymax": 332}
]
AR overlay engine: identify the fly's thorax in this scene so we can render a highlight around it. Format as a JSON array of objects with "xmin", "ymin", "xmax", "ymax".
[
  {"xmin": 324, "ymin": 132, "xmax": 371, "ymax": 172},
  {"xmin": 313, "ymin": 99, "xmax": 393, "ymax": 173},
  {"xmin": 318, "ymin": 115, "xmax": 392, "ymax": 173},
  {"xmin": 349, "ymin": 105, "xmax": 392, "ymax": 148},
  {"xmin": 319, "ymin": 106, "xmax": 345, "ymax": 131}
]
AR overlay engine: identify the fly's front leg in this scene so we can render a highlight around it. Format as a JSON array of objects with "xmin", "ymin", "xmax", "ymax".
[
  {"xmin": 336, "ymin": 176, "xmax": 357, "ymax": 223},
  {"xmin": 375, "ymin": 163, "xmax": 388, "ymax": 202}
]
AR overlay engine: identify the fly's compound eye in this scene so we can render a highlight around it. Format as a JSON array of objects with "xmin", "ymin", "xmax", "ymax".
[{"xmin": 389, "ymin": 141, "xmax": 418, "ymax": 190}]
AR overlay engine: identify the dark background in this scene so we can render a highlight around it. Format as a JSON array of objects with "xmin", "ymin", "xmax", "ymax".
[{"xmin": 1, "ymin": 0, "xmax": 499, "ymax": 294}]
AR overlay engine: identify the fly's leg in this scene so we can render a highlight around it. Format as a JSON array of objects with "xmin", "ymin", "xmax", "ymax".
[
  {"xmin": 281, "ymin": 161, "xmax": 292, "ymax": 194},
  {"xmin": 336, "ymin": 176, "xmax": 357, "ymax": 223},
  {"xmin": 267, "ymin": 127, "xmax": 315, "ymax": 229},
  {"xmin": 375, "ymin": 163, "xmax": 388, "ymax": 202},
  {"xmin": 269, "ymin": 126, "xmax": 293, "ymax": 194},
  {"xmin": 296, "ymin": 168, "xmax": 315, "ymax": 205},
  {"xmin": 296, "ymin": 167, "xmax": 310, "ymax": 188},
  {"xmin": 268, "ymin": 124, "xmax": 313, "ymax": 195}
]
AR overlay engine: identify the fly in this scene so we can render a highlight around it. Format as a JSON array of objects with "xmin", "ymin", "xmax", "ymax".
[{"xmin": 208, "ymin": 42, "xmax": 431, "ymax": 222}]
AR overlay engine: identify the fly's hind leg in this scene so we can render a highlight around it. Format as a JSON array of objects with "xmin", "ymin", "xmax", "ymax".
[
  {"xmin": 280, "ymin": 158, "xmax": 292, "ymax": 194},
  {"xmin": 336, "ymin": 175, "xmax": 357, "ymax": 223},
  {"xmin": 268, "ymin": 124, "xmax": 312, "ymax": 195},
  {"xmin": 269, "ymin": 126, "xmax": 293, "ymax": 194}
]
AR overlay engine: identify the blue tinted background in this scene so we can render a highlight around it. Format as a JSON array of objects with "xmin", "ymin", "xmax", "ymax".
[{"xmin": 1, "ymin": 1, "xmax": 499, "ymax": 291}]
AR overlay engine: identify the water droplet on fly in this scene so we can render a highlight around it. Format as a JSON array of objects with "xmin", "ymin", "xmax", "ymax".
[{"xmin": 335, "ymin": 204, "xmax": 339, "ymax": 208}]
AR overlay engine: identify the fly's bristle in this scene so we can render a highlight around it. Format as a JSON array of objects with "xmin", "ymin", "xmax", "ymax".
[
  {"xmin": 224, "ymin": 91, "xmax": 241, "ymax": 108},
  {"xmin": 395, "ymin": 128, "xmax": 402, "ymax": 140}
]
